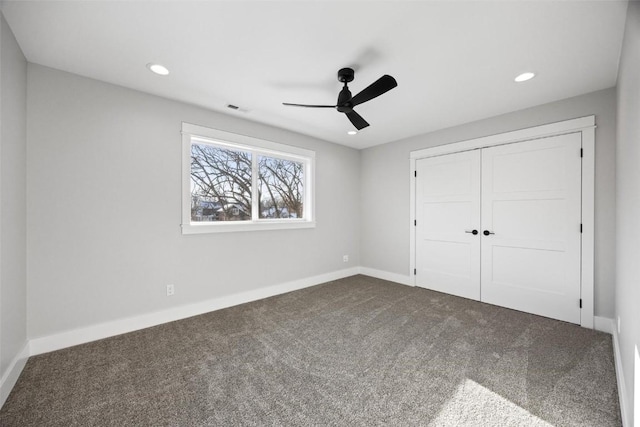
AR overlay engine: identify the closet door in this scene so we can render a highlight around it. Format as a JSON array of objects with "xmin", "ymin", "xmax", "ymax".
[
  {"xmin": 415, "ymin": 150, "xmax": 481, "ymax": 300},
  {"xmin": 480, "ymin": 133, "xmax": 582, "ymax": 323}
]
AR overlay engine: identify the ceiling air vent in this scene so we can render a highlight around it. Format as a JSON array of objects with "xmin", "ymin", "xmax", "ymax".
[{"xmin": 226, "ymin": 104, "xmax": 249, "ymax": 113}]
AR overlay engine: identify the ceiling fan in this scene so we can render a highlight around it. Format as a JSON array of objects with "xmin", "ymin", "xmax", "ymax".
[{"xmin": 283, "ymin": 67, "xmax": 398, "ymax": 131}]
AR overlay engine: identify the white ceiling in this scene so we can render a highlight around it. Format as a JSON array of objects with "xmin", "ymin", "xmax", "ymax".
[{"xmin": 1, "ymin": 1, "xmax": 628, "ymax": 149}]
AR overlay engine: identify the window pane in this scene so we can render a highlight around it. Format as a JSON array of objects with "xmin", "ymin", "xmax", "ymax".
[
  {"xmin": 190, "ymin": 143, "xmax": 252, "ymax": 222},
  {"xmin": 258, "ymin": 156, "xmax": 304, "ymax": 219}
]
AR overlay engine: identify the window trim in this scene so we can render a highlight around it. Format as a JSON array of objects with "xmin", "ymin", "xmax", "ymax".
[{"xmin": 181, "ymin": 122, "xmax": 316, "ymax": 234}]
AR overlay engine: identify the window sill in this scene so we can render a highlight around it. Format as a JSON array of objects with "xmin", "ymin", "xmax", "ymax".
[{"xmin": 181, "ymin": 220, "xmax": 316, "ymax": 234}]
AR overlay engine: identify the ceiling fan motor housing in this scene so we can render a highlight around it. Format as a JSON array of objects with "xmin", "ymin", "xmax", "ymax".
[
  {"xmin": 337, "ymin": 87, "xmax": 353, "ymax": 112},
  {"xmin": 337, "ymin": 68, "xmax": 355, "ymax": 112}
]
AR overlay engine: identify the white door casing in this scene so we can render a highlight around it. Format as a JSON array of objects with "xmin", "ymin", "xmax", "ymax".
[{"xmin": 415, "ymin": 150, "xmax": 481, "ymax": 300}]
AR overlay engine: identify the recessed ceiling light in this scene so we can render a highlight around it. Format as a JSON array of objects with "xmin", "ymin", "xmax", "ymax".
[
  {"xmin": 514, "ymin": 72, "xmax": 535, "ymax": 83},
  {"xmin": 146, "ymin": 63, "xmax": 169, "ymax": 76},
  {"xmin": 347, "ymin": 130, "xmax": 358, "ymax": 135}
]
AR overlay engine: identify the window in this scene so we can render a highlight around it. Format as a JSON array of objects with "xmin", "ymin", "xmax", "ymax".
[{"xmin": 182, "ymin": 123, "xmax": 315, "ymax": 234}]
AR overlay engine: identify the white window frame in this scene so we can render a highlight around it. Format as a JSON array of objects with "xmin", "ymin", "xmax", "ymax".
[{"xmin": 182, "ymin": 122, "xmax": 315, "ymax": 234}]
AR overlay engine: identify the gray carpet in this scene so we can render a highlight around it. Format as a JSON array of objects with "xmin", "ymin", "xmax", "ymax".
[{"xmin": 0, "ymin": 275, "xmax": 621, "ymax": 426}]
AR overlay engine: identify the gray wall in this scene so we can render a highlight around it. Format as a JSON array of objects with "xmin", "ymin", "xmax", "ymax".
[
  {"xmin": 26, "ymin": 65, "xmax": 360, "ymax": 338},
  {"xmin": 615, "ymin": 1, "xmax": 640, "ymax": 424},
  {"xmin": 361, "ymin": 88, "xmax": 617, "ymax": 318},
  {"xmin": 0, "ymin": 13, "xmax": 27, "ymax": 378}
]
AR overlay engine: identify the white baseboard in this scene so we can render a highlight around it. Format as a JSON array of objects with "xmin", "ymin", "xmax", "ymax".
[
  {"xmin": 0, "ymin": 341, "xmax": 29, "ymax": 408},
  {"xmin": 610, "ymin": 319, "xmax": 631, "ymax": 427},
  {"xmin": 29, "ymin": 267, "xmax": 360, "ymax": 356},
  {"xmin": 594, "ymin": 317, "xmax": 630, "ymax": 426},
  {"xmin": 594, "ymin": 316, "xmax": 614, "ymax": 334},
  {"xmin": 358, "ymin": 267, "xmax": 413, "ymax": 286}
]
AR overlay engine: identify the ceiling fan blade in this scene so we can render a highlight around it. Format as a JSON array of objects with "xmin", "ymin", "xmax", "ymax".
[
  {"xmin": 350, "ymin": 75, "xmax": 397, "ymax": 107},
  {"xmin": 345, "ymin": 110, "xmax": 370, "ymax": 130},
  {"xmin": 283, "ymin": 103, "xmax": 336, "ymax": 108}
]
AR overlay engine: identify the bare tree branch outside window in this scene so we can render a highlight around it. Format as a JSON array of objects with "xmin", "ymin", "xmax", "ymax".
[
  {"xmin": 258, "ymin": 156, "xmax": 304, "ymax": 219},
  {"xmin": 190, "ymin": 143, "xmax": 252, "ymax": 221}
]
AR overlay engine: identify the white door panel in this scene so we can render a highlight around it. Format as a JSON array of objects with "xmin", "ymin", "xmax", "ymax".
[
  {"xmin": 415, "ymin": 151, "xmax": 481, "ymax": 300},
  {"xmin": 480, "ymin": 133, "xmax": 582, "ymax": 323},
  {"xmin": 491, "ymin": 198, "xmax": 567, "ymax": 242},
  {"xmin": 419, "ymin": 156, "xmax": 476, "ymax": 196},
  {"xmin": 489, "ymin": 146, "xmax": 567, "ymax": 193}
]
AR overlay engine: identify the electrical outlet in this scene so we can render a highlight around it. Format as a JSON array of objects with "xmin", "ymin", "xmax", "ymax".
[
  {"xmin": 617, "ymin": 316, "xmax": 621, "ymax": 334},
  {"xmin": 343, "ymin": 255, "xmax": 349, "ymax": 263},
  {"xmin": 166, "ymin": 284, "xmax": 175, "ymax": 296}
]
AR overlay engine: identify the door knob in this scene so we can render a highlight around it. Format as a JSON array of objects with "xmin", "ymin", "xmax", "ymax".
[
  {"xmin": 483, "ymin": 230, "xmax": 495, "ymax": 236},
  {"xmin": 465, "ymin": 230, "xmax": 479, "ymax": 235}
]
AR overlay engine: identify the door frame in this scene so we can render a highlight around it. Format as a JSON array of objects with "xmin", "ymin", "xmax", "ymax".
[{"xmin": 409, "ymin": 116, "xmax": 596, "ymax": 328}]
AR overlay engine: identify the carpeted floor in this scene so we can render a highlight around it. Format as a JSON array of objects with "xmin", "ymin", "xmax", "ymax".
[{"xmin": 0, "ymin": 275, "xmax": 621, "ymax": 426}]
